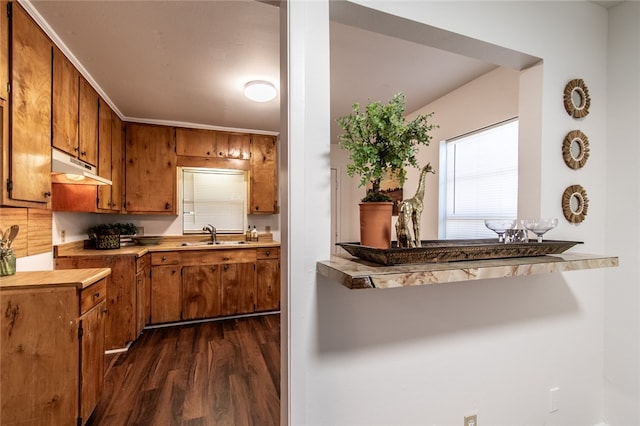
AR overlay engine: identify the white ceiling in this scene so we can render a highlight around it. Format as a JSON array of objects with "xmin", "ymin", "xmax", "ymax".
[{"xmin": 27, "ymin": 1, "xmax": 554, "ymax": 142}]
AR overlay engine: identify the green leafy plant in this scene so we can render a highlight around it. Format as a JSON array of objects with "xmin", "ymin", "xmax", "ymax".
[{"xmin": 337, "ymin": 92, "xmax": 436, "ymax": 202}]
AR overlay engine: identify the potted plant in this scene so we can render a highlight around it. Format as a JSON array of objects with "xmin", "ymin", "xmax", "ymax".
[{"xmin": 337, "ymin": 92, "xmax": 436, "ymax": 248}]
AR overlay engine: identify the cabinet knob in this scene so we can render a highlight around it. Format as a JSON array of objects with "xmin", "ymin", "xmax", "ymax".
[
  {"xmin": 93, "ymin": 292, "xmax": 101, "ymax": 299},
  {"xmin": 43, "ymin": 191, "xmax": 51, "ymax": 198},
  {"xmin": 165, "ymin": 202, "xmax": 170, "ymax": 210},
  {"xmin": 162, "ymin": 256, "xmax": 167, "ymax": 261},
  {"xmin": 74, "ymin": 146, "xmax": 79, "ymax": 152},
  {"xmin": 81, "ymin": 151, "xmax": 87, "ymax": 156},
  {"xmin": 206, "ymin": 151, "xmax": 211, "ymax": 156},
  {"xmin": 265, "ymin": 251, "xmax": 270, "ymax": 257}
]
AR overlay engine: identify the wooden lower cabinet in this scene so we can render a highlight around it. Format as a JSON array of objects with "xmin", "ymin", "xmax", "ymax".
[
  {"xmin": 182, "ymin": 265, "xmax": 222, "ymax": 320},
  {"xmin": 149, "ymin": 247, "xmax": 279, "ymax": 325},
  {"xmin": 150, "ymin": 264, "xmax": 182, "ymax": 323},
  {"xmin": 221, "ymin": 262, "xmax": 256, "ymax": 316},
  {"xmin": 55, "ymin": 254, "xmax": 146, "ymax": 350},
  {"xmin": 135, "ymin": 254, "xmax": 150, "ymax": 336},
  {"xmin": 0, "ymin": 278, "xmax": 106, "ymax": 426},
  {"xmin": 256, "ymin": 248, "xmax": 280, "ymax": 312},
  {"xmin": 79, "ymin": 298, "xmax": 106, "ymax": 423}
]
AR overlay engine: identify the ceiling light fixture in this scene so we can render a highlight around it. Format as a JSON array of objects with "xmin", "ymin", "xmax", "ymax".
[{"xmin": 244, "ymin": 80, "xmax": 277, "ymax": 102}]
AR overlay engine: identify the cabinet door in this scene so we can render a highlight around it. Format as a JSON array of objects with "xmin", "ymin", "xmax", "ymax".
[
  {"xmin": 52, "ymin": 47, "xmax": 79, "ymax": 157},
  {"xmin": 256, "ymin": 258, "xmax": 280, "ymax": 312},
  {"xmin": 135, "ymin": 268, "xmax": 146, "ymax": 338},
  {"xmin": 78, "ymin": 76, "xmax": 98, "ymax": 166},
  {"xmin": 110, "ymin": 112, "xmax": 124, "ymax": 211},
  {"xmin": 125, "ymin": 123, "xmax": 176, "ymax": 214},
  {"xmin": 9, "ymin": 3, "xmax": 52, "ymax": 205},
  {"xmin": 0, "ymin": 1, "xmax": 8, "ymax": 101},
  {"xmin": 55, "ymin": 256, "xmax": 136, "ymax": 351},
  {"xmin": 97, "ymin": 98, "xmax": 112, "ymax": 210},
  {"xmin": 79, "ymin": 300, "xmax": 106, "ymax": 424},
  {"xmin": 221, "ymin": 262, "xmax": 256, "ymax": 316},
  {"xmin": 150, "ymin": 265, "xmax": 182, "ymax": 323},
  {"xmin": 0, "ymin": 287, "xmax": 77, "ymax": 425},
  {"xmin": 217, "ymin": 132, "xmax": 250, "ymax": 159},
  {"xmin": 182, "ymin": 264, "xmax": 222, "ymax": 320},
  {"xmin": 249, "ymin": 135, "xmax": 277, "ymax": 214},
  {"xmin": 176, "ymin": 127, "xmax": 216, "ymax": 157}
]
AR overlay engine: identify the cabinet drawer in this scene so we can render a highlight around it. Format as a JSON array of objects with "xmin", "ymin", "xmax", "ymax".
[
  {"xmin": 181, "ymin": 249, "xmax": 256, "ymax": 265},
  {"xmin": 136, "ymin": 254, "xmax": 148, "ymax": 272},
  {"xmin": 257, "ymin": 247, "xmax": 279, "ymax": 259},
  {"xmin": 151, "ymin": 252, "xmax": 181, "ymax": 266},
  {"xmin": 80, "ymin": 279, "xmax": 107, "ymax": 314}
]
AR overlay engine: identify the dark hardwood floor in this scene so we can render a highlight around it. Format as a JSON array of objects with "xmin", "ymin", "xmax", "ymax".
[{"xmin": 87, "ymin": 314, "xmax": 280, "ymax": 426}]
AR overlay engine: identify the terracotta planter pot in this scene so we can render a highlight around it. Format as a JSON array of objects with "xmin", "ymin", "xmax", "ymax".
[{"xmin": 359, "ymin": 202, "xmax": 393, "ymax": 249}]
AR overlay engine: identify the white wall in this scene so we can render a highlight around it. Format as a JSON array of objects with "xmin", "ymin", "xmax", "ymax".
[
  {"xmin": 290, "ymin": 1, "xmax": 614, "ymax": 425},
  {"xmin": 604, "ymin": 2, "xmax": 640, "ymax": 425}
]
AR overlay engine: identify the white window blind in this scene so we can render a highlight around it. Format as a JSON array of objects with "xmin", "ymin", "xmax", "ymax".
[
  {"xmin": 182, "ymin": 168, "xmax": 247, "ymax": 233},
  {"xmin": 439, "ymin": 118, "xmax": 518, "ymax": 239}
]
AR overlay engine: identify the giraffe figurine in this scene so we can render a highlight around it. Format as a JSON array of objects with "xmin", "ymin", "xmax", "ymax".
[{"xmin": 395, "ymin": 163, "xmax": 435, "ymax": 248}]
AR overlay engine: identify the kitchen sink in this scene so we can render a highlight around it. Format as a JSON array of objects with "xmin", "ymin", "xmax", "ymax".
[
  {"xmin": 177, "ymin": 241, "xmax": 214, "ymax": 247},
  {"xmin": 214, "ymin": 241, "xmax": 248, "ymax": 245}
]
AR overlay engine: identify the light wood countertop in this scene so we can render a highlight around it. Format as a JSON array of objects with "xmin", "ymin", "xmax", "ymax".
[
  {"xmin": 0, "ymin": 268, "xmax": 111, "ymax": 290},
  {"xmin": 54, "ymin": 237, "xmax": 280, "ymax": 258}
]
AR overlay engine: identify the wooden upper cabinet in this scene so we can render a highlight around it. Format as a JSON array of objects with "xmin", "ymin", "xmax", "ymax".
[
  {"xmin": 176, "ymin": 127, "xmax": 216, "ymax": 157},
  {"xmin": 249, "ymin": 134, "xmax": 278, "ymax": 214},
  {"xmin": 97, "ymin": 98, "xmax": 112, "ymax": 210},
  {"xmin": 97, "ymin": 98, "xmax": 112, "ymax": 181},
  {"xmin": 217, "ymin": 132, "xmax": 250, "ymax": 159},
  {"xmin": 0, "ymin": 1, "xmax": 9, "ymax": 101},
  {"xmin": 52, "ymin": 49, "xmax": 97, "ymax": 167},
  {"xmin": 109, "ymin": 112, "xmax": 124, "ymax": 211},
  {"xmin": 78, "ymin": 76, "xmax": 98, "ymax": 166},
  {"xmin": 7, "ymin": 3, "xmax": 52, "ymax": 206},
  {"xmin": 52, "ymin": 47, "xmax": 79, "ymax": 158},
  {"xmin": 125, "ymin": 123, "xmax": 176, "ymax": 214}
]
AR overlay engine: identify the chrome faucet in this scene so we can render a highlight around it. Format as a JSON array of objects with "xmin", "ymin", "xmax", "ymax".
[{"xmin": 203, "ymin": 224, "xmax": 217, "ymax": 243}]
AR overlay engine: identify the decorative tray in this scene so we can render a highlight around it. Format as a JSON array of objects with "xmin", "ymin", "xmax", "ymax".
[{"xmin": 336, "ymin": 239, "xmax": 583, "ymax": 265}]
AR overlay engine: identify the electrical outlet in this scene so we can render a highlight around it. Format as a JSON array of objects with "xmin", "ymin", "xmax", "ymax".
[
  {"xmin": 464, "ymin": 414, "xmax": 477, "ymax": 426},
  {"xmin": 60, "ymin": 229, "xmax": 66, "ymax": 243}
]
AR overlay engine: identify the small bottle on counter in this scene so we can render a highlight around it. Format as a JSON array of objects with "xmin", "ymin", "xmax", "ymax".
[
  {"xmin": 245, "ymin": 226, "xmax": 251, "ymax": 241},
  {"xmin": 251, "ymin": 225, "xmax": 258, "ymax": 242}
]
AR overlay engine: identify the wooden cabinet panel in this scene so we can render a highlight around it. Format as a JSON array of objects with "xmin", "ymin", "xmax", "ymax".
[
  {"xmin": 97, "ymin": 98, "xmax": 112, "ymax": 181},
  {"xmin": 150, "ymin": 265, "xmax": 182, "ymax": 323},
  {"xmin": 151, "ymin": 251, "xmax": 181, "ymax": 265},
  {"xmin": 110, "ymin": 112, "xmax": 124, "ymax": 210},
  {"xmin": 217, "ymin": 132, "xmax": 250, "ymax": 159},
  {"xmin": 125, "ymin": 123, "xmax": 176, "ymax": 214},
  {"xmin": 9, "ymin": 3, "xmax": 52, "ymax": 206},
  {"xmin": 256, "ymin": 258, "xmax": 280, "ymax": 312},
  {"xmin": 52, "ymin": 47, "xmax": 79, "ymax": 157},
  {"xmin": 249, "ymin": 135, "xmax": 277, "ymax": 214},
  {"xmin": 55, "ymin": 256, "xmax": 136, "ymax": 350},
  {"xmin": 98, "ymin": 107, "xmax": 123, "ymax": 211},
  {"xmin": 135, "ymin": 256, "xmax": 149, "ymax": 337},
  {"xmin": 79, "ymin": 299, "xmax": 105, "ymax": 424},
  {"xmin": 221, "ymin": 262, "xmax": 255, "ymax": 316},
  {"xmin": 78, "ymin": 76, "xmax": 98, "ymax": 166},
  {"xmin": 0, "ymin": 1, "xmax": 8, "ymax": 101},
  {"xmin": 176, "ymin": 127, "xmax": 216, "ymax": 157},
  {"xmin": 0, "ymin": 287, "xmax": 78, "ymax": 425},
  {"xmin": 182, "ymin": 264, "xmax": 222, "ymax": 320},
  {"xmin": 97, "ymin": 98, "xmax": 113, "ymax": 210}
]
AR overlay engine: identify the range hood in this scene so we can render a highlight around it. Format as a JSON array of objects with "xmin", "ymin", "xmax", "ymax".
[{"xmin": 51, "ymin": 148, "xmax": 112, "ymax": 185}]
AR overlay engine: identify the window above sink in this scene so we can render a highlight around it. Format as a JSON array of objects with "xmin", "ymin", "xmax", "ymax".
[{"xmin": 181, "ymin": 167, "xmax": 247, "ymax": 234}]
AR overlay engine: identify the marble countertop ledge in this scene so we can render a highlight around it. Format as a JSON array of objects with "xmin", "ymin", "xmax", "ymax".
[{"xmin": 317, "ymin": 253, "xmax": 619, "ymax": 289}]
